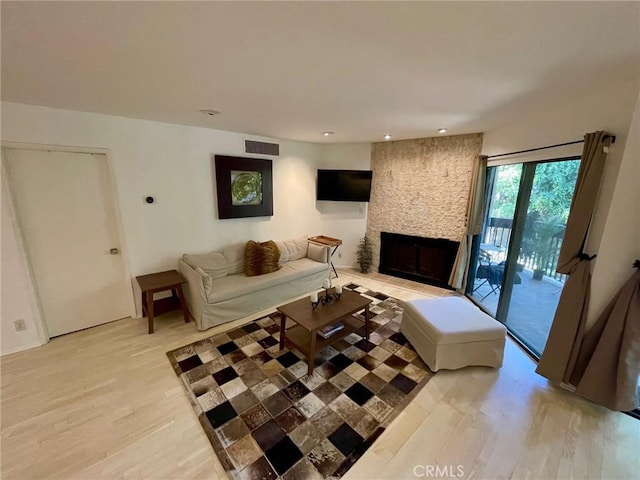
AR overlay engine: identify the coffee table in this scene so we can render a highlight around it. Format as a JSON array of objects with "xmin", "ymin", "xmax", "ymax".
[{"xmin": 277, "ymin": 288, "xmax": 372, "ymax": 375}]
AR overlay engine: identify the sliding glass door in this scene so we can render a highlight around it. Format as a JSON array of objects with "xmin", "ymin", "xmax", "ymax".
[
  {"xmin": 468, "ymin": 164, "xmax": 521, "ymax": 317},
  {"xmin": 467, "ymin": 157, "xmax": 580, "ymax": 357}
]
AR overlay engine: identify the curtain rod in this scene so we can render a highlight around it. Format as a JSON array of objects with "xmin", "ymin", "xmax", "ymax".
[{"xmin": 486, "ymin": 134, "xmax": 616, "ymax": 160}]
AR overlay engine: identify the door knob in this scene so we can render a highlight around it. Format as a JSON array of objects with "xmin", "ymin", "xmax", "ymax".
[{"xmin": 110, "ymin": 248, "xmax": 119, "ymax": 255}]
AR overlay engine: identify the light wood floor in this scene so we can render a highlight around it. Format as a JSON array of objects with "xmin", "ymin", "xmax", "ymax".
[{"xmin": 1, "ymin": 269, "xmax": 638, "ymax": 479}]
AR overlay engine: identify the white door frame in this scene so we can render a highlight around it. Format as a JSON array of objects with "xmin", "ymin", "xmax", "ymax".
[{"xmin": 1, "ymin": 141, "xmax": 137, "ymax": 339}]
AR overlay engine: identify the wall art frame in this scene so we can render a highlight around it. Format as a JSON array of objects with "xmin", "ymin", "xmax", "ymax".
[{"xmin": 214, "ymin": 155, "xmax": 273, "ymax": 219}]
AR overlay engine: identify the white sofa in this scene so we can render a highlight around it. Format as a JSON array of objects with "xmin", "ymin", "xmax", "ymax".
[{"xmin": 178, "ymin": 237, "xmax": 330, "ymax": 330}]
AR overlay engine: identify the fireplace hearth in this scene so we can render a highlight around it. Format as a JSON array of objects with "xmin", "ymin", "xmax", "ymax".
[{"xmin": 379, "ymin": 232, "xmax": 459, "ymax": 289}]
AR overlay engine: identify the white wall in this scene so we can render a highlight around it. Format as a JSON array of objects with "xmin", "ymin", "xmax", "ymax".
[
  {"xmin": 317, "ymin": 143, "xmax": 372, "ymax": 268},
  {"xmin": 483, "ymin": 77, "xmax": 640, "ymax": 324},
  {"xmin": 1, "ymin": 164, "xmax": 48, "ymax": 354},
  {"xmin": 0, "ymin": 102, "xmax": 369, "ymax": 354},
  {"xmin": 589, "ymin": 90, "xmax": 640, "ymax": 323}
]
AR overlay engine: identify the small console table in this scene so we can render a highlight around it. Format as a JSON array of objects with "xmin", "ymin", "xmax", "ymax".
[
  {"xmin": 136, "ymin": 270, "xmax": 190, "ymax": 334},
  {"xmin": 309, "ymin": 235, "xmax": 342, "ymax": 278}
]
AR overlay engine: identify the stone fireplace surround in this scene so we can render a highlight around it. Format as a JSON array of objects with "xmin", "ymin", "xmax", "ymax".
[{"xmin": 366, "ymin": 133, "xmax": 483, "ymax": 288}]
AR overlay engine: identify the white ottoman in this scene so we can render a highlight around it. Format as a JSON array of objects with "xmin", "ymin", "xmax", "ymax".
[{"xmin": 400, "ymin": 296, "xmax": 506, "ymax": 372}]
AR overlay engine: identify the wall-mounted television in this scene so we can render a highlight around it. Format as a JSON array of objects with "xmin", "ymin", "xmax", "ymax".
[{"xmin": 316, "ymin": 169, "xmax": 373, "ymax": 202}]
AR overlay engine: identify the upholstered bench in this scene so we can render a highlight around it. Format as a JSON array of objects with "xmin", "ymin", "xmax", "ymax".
[{"xmin": 400, "ymin": 296, "xmax": 506, "ymax": 372}]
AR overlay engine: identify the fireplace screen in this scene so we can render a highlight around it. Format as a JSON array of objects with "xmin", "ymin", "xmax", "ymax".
[{"xmin": 379, "ymin": 232, "xmax": 459, "ymax": 289}]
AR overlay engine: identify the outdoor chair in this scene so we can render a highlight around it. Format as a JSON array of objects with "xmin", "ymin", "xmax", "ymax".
[
  {"xmin": 473, "ymin": 253, "xmax": 522, "ymax": 301},
  {"xmin": 473, "ymin": 252, "xmax": 501, "ymax": 300}
]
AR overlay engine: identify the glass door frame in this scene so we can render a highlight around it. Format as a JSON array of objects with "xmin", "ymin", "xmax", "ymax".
[
  {"xmin": 467, "ymin": 155, "xmax": 581, "ymax": 359},
  {"xmin": 494, "ymin": 161, "xmax": 535, "ymax": 324}
]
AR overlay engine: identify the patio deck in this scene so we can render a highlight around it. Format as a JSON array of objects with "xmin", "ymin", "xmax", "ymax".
[{"xmin": 470, "ymin": 268, "xmax": 563, "ymax": 355}]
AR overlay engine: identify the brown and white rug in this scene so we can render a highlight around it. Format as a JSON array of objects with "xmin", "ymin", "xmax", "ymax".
[{"xmin": 166, "ymin": 284, "xmax": 434, "ymax": 480}]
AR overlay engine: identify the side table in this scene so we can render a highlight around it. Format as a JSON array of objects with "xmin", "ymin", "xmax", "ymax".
[
  {"xmin": 136, "ymin": 270, "xmax": 190, "ymax": 334},
  {"xmin": 309, "ymin": 235, "xmax": 343, "ymax": 278}
]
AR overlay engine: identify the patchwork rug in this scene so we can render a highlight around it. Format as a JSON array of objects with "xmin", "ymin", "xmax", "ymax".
[{"xmin": 166, "ymin": 284, "xmax": 434, "ymax": 480}]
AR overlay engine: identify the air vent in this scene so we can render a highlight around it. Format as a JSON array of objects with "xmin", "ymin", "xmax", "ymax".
[{"xmin": 244, "ymin": 139, "xmax": 280, "ymax": 157}]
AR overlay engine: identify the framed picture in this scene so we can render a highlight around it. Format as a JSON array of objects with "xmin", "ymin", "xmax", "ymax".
[{"xmin": 214, "ymin": 155, "xmax": 273, "ymax": 219}]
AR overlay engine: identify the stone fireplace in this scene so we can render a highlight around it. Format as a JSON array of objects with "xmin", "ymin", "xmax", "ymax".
[
  {"xmin": 366, "ymin": 133, "xmax": 483, "ymax": 280},
  {"xmin": 379, "ymin": 232, "xmax": 459, "ymax": 289}
]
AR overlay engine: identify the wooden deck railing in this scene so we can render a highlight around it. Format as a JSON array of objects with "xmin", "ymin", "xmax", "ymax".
[{"xmin": 482, "ymin": 217, "xmax": 567, "ymax": 283}]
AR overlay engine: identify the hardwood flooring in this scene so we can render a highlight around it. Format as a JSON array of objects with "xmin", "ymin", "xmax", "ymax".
[{"xmin": 1, "ymin": 269, "xmax": 638, "ymax": 479}]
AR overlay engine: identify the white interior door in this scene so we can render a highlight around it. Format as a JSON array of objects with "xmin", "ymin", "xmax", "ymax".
[{"xmin": 4, "ymin": 149, "xmax": 132, "ymax": 337}]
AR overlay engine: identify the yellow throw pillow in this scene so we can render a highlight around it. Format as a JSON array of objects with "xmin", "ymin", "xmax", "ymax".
[{"xmin": 245, "ymin": 240, "xmax": 282, "ymax": 277}]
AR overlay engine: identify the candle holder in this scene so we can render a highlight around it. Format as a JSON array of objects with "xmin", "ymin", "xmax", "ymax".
[
  {"xmin": 321, "ymin": 287, "xmax": 333, "ymax": 305},
  {"xmin": 321, "ymin": 287, "xmax": 343, "ymax": 305},
  {"xmin": 310, "ymin": 291, "xmax": 320, "ymax": 309}
]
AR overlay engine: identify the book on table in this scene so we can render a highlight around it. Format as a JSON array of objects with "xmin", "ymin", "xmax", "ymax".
[{"xmin": 318, "ymin": 322, "xmax": 344, "ymax": 338}]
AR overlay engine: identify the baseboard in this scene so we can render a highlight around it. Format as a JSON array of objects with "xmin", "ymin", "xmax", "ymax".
[{"xmin": 1, "ymin": 339, "xmax": 46, "ymax": 356}]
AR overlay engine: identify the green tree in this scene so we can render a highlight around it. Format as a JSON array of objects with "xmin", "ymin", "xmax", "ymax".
[
  {"xmin": 489, "ymin": 164, "xmax": 521, "ymax": 219},
  {"xmin": 528, "ymin": 160, "xmax": 579, "ymax": 222},
  {"xmin": 488, "ymin": 159, "xmax": 580, "ymax": 224}
]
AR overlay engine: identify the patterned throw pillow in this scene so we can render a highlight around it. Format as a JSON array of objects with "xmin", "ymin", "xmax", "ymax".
[{"xmin": 245, "ymin": 240, "xmax": 282, "ymax": 277}]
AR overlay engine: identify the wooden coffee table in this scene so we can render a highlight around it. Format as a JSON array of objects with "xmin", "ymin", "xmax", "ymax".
[{"xmin": 277, "ymin": 289, "xmax": 372, "ymax": 374}]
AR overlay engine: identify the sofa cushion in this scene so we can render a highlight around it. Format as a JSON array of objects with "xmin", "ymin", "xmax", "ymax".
[
  {"xmin": 274, "ymin": 240, "xmax": 290, "ymax": 264},
  {"xmin": 182, "ymin": 251, "xmax": 228, "ymax": 279},
  {"xmin": 222, "ymin": 242, "xmax": 246, "ymax": 275},
  {"xmin": 285, "ymin": 257, "xmax": 329, "ymax": 276},
  {"xmin": 284, "ymin": 237, "xmax": 308, "ymax": 261},
  {"xmin": 307, "ymin": 243, "xmax": 328, "ymax": 263},
  {"xmin": 207, "ymin": 258, "xmax": 327, "ymax": 303},
  {"xmin": 245, "ymin": 240, "xmax": 282, "ymax": 277}
]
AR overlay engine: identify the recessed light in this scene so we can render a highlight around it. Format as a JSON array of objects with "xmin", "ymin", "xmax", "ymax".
[
  {"xmin": 384, "ymin": 134, "xmax": 392, "ymax": 140},
  {"xmin": 199, "ymin": 109, "xmax": 220, "ymax": 116},
  {"xmin": 322, "ymin": 131, "xmax": 335, "ymax": 136},
  {"xmin": 438, "ymin": 128, "xmax": 448, "ymax": 134}
]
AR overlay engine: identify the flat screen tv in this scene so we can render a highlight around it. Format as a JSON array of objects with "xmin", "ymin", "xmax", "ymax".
[{"xmin": 316, "ymin": 169, "xmax": 373, "ymax": 202}]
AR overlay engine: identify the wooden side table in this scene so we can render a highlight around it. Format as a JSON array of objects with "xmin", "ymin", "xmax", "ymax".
[
  {"xmin": 309, "ymin": 235, "xmax": 343, "ymax": 278},
  {"xmin": 136, "ymin": 270, "xmax": 190, "ymax": 334}
]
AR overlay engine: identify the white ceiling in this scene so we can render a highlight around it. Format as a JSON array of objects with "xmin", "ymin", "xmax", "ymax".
[{"xmin": 2, "ymin": 1, "xmax": 639, "ymax": 144}]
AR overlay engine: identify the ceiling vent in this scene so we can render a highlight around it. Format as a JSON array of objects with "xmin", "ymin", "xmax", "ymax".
[{"xmin": 244, "ymin": 139, "xmax": 280, "ymax": 157}]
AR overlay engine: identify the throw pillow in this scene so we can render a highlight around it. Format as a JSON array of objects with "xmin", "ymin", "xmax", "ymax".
[
  {"xmin": 307, "ymin": 243, "xmax": 329, "ymax": 263},
  {"xmin": 245, "ymin": 240, "xmax": 282, "ymax": 277}
]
